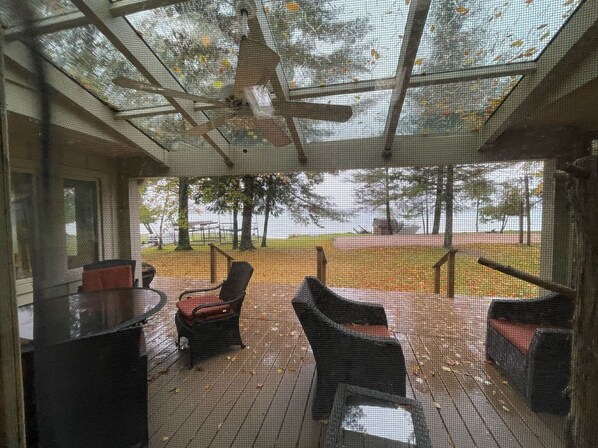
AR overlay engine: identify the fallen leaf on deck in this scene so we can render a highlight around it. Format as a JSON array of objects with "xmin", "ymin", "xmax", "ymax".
[
  {"xmin": 169, "ymin": 387, "xmax": 180, "ymax": 393},
  {"xmin": 256, "ymin": 383, "xmax": 263, "ymax": 389},
  {"xmin": 204, "ymin": 385, "xmax": 211, "ymax": 390},
  {"xmin": 162, "ymin": 436, "xmax": 169, "ymax": 441},
  {"xmin": 196, "ymin": 366, "xmax": 204, "ymax": 372},
  {"xmin": 502, "ymin": 405, "xmax": 510, "ymax": 412},
  {"xmin": 433, "ymin": 402, "xmax": 441, "ymax": 409},
  {"xmin": 277, "ymin": 368, "xmax": 284, "ymax": 374},
  {"xmin": 441, "ymin": 366, "xmax": 452, "ymax": 372}
]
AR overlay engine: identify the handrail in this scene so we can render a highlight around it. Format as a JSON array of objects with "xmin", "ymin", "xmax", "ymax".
[
  {"xmin": 209, "ymin": 243, "xmax": 235, "ymax": 283},
  {"xmin": 432, "ymin": 248, "xmax": 458, "ymax": 298},
  {"xmin": 316, "ymin": 246, "xmax": 327, "ymax": 285},
  {"xmin": 478, "ymin": 257, "xmax": 576, "ymax": 299}
]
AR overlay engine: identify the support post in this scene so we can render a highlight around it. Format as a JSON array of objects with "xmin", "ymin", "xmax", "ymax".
[
  {"xmin": 0, "ymin": 29, "xmax": 27, "ymax": 448},
  {"xmin": 566, "ymin": 155, "xmax": 598, "ymax": 447}
]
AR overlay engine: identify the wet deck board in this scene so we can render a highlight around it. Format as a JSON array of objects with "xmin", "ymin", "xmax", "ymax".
[{"xmin": 146, "ymin": 278, "xmax": 567, "ymax": 448}]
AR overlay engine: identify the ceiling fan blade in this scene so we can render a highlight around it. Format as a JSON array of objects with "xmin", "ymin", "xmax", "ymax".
[
  {"xmin": 252, "ymin": 118, "xmax": 292, "ymax": 147},
  {"xmin": 234, "ymin": 36, "xmax": 280, "ymax": 97},
  {"xmin": 113, "ymin": 77, "xmax": 228, "ymax": 107},
  {"xmin": 272, "ymin": 99, "xmax": 353, "ymax": 122},
  {"xmin": 187, "ymin": 114, "xmax": 235, "ymax": 136}
]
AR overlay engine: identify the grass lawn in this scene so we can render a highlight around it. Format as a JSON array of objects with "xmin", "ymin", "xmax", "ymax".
[{"xmin": 142, "ymin": 234, "xmax": 541, "ymax": 298}]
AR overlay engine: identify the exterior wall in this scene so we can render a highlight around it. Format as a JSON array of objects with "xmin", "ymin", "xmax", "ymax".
[{"xmin": 8, "ymin": 128, "xmax": 131, "ymax": 304}]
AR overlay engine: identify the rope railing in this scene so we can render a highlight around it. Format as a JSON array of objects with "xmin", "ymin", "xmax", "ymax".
[
  {"xmin": 209, "ymin": 243, "xmax": 234, "ymax": 283},
  {"xmin": 432, "ymin": 248, "xmax": 458, "ymax": 298},
  {"xmin": 316, "ymin": 246, "xmax": 327, "ymax": 285}
]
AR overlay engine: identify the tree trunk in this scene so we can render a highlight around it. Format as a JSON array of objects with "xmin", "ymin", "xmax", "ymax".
[
  {"xmin": 500, "ymin": 215, "xmax": 508, "ymax": 233},
  {"xmin": 443, "ymin": 165, "xmax": 454, "ymax": 248},
  {"xmin": 432, "ymin": 167, "xmax": 444, "ymax": 234},
  {"xmin": 566, "ymin": 155, "xmax": 598, "ymax": 448},
  {"xmin": 261, "ymin": 199, "xmax": 271, "ymax": 248},
  {"xmin": 232, "ymin": 204, "xmax": 239, "ymax": 250},
  {"xmin": 524, "ymin": 174, "xmax": 532, "ymax": 246},
  {"xmin": 240, "ymin": 176, "xmax": 255, "ymax": 251},
  {"xmin": 475, "ymin": 198, "xmax": 480, "ymax": 233},
  {"xmin": 175, "ymin": 177, "xmax": 192, "ymax": 251}
]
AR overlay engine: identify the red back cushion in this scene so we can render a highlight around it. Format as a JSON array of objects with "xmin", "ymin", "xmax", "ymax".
[
  {"xmin": 342, "ymin": 323, "xmax": 390, "ymax": 338},
  {"xmin": 81, "ymin": 265, "xmax": 133, "ymax": 292},
  {"xmin": 176, "ymin": 295, "xmax": 232, "ymax": 323}
]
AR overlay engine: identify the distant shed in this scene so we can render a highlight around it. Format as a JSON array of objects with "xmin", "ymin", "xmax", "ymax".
[{"xmin": 372, "ymin": 218, "xmax": 400, "ymax": 235}]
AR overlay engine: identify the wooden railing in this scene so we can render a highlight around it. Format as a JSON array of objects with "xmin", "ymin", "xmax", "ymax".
[
  {"xmin": 478, "ymin": 257, "xmax": 576, "ymax": 299},
  {"xmin": 432, "ymin": 248, "xmax": 458, "ymax": 298},
  {"xmin": 209, "ymin": 243, "xmax": 234, "ymax": 283},
  {"xmin": 316, "ymin": 246, "xmax": 327, "ymax": 285}
]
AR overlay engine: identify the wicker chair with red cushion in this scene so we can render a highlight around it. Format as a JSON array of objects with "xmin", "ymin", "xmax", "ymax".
[
  {"xmin": 485, "ymin": 293, "xmax": 574, "ymax": 414},
  {"xmin": 175, "ymin": 261, "xmax": 254, "ymax": 368},
  {"xmin": 80, "ymin": 259, "xmax": 138, "ymax": 291},
  {"xmin": 292, "ymin": 277, "xmax": 406, "ymax": 420},
  {"xmin": 81, "ymin": 265, "xmax": 133, "ymax": 292}
]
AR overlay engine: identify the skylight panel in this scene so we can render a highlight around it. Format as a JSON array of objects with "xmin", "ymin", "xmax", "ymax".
[
  {"xmin": 0, "ymin": 0, "xmax": 77, "ymax": 28},
  {"xmin": 36, "ymin": 25, "xmax": 169, "ymax": 110},
  {"xmin": 129, "ymin": 114, "xmax": 213, "ymax": 152},
  {"xmin": 297, "ymin": 90, "xmax": 392, "ymax": 144},
  {"xmin": 396, "ymin": 76, "xmax": 521, "ymax": 135},
  {"xmin": 412, "ymin": 0, "xmax": 585, "ymax": 75},
  {"xmin": 262, "ymin": 0, "xmax": 410, "ymax": 89},
  {"xmin": 126, "ymin": 1, "xmax": 242, "ymax": 99}
]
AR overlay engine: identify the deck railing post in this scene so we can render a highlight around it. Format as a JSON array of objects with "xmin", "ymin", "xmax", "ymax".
[
  {"xmin": 434, "ymin": 266, "xmax": 441, "ymax": 294},
  {"xmin": 447, "ymin": 250, "xmax": 456, "ymax": 298},
  {"xmin": 316, "ymin": 246, "xmax": 327, "ymax": 285},
  {"xmin": 210, "ymin": 243, "xmax": 217, "ymax": 283},
  {"xmin": 433, "ymin": 249, "xmax": 457, "ymax": 298}
]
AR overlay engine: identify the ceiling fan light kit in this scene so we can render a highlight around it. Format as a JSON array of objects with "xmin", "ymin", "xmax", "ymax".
[{"xmin": 243, "ymin": 85, "xmax": 275, "ymax": 118}]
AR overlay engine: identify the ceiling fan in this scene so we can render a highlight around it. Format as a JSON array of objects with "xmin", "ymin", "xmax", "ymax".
[{"xmin": 113, "ymin": 23, "xmax": 353, "ymax": 147}]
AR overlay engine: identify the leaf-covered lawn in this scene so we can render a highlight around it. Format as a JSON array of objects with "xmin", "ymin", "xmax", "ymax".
[{"xmin": 142, "ymin": 235, "xmax": 541, "ymax": 298}]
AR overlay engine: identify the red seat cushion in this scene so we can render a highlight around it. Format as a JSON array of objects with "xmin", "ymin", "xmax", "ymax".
[
  {"xmin": 342, "ymin": 323, "xmax": 390, "ymax": 337},
  {"xmin": 489, "ymin": 319, "xmax": 563, "ymax": 355},
  {"xmin": 176, "ymin": 295, "xmax": 232, "ymax": 323},
  {"xmin": 81, "ymin": 265, "xmax": 133, "ymax": 292}
]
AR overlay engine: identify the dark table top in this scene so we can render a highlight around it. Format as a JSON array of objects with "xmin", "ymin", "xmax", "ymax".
[{"xmin": 19, "ymin": 288, "xmax": 166, "ymax": 351}]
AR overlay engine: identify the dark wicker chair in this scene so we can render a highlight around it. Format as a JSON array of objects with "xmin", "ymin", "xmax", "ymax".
[
  {"xmin": 485, "ymin": 293, "xmax": 574, "ymax": 414},
  {"xmin": 175, "ymin": 261, "xmax": 254, "ymax": 368},
  {"xmin": 83, "ymin": 259, "xmax": 138, "ymax": 287},
  {"xmin": 292, "ymin": 277, "xmax": 407, "ymax": 420}
]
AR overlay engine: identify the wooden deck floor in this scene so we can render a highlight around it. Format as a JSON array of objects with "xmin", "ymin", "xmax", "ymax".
[{"xmin": 145, "ymin": 277, "xmax": 566, "ymax": 448}]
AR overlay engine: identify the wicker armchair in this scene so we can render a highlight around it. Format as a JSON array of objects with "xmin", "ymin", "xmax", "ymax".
[
  {"xmin": 485, "ymin": 293, "xmax": 574, "ymax": 414},
  {"xmin": 175, "ymin": 261, "xmax": 254, "ymax": 368},
  {"xmin": 292, "ymin": 277, "xmax": 406, "ymax": 420}
]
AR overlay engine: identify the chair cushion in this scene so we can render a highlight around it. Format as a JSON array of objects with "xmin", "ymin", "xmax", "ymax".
[
  {"xmin": 81, "ymin": 265, "xmax": 133, "ymax": 292},
  {"xmin": 176, "ymin": 295, "xmax": 232, "ymax": 323},
  {"xmin": 342, "ymin": 323, "xmax": 390, "ymax": 337},
  {"xmin": 489, "ymin": 319, "xmax": 563, "ymax": 355}
]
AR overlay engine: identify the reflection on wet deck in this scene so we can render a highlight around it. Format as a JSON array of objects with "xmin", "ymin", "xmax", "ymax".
[{"xmin": 145, "ymin": 277, "xmax": 566, "ymax": 448}]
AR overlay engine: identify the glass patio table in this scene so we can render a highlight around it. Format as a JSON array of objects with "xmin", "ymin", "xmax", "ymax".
[
  {"xmin": 18, "ymin": 287, "xmax": 166, "ymax": 349},
  {"xmin": 325, "ymin": 383, "xmax": 432, "ymax": 448}
]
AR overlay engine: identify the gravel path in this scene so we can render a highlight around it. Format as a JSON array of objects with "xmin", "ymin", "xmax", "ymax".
[{"xmin": 333, "ymin": 232, "xmax": 541, "ymax": 250}]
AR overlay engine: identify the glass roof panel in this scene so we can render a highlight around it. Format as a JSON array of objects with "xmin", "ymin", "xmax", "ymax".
[
  {"xmin": 0, "ymin": 0, "xmax": 77, "ymax": 28},
  {"xmin": 205, "ymin": 110, "xmax": 293, "ymax": 149},
  {"xmin": 297, "ymin": 90, "xmax": 392, "ymax": 144},
  {"xmin": 126, "ymin": 2, "xmax": 242, "ymax": 99},
  {"xmin": 36, "ymin": 25, "xmax": 169, "ymax": 110},
  {"xmin": 129, "ymin": 114, "xmax": 213, "ymax": 152},
  {"xmin": 397, "ymin": 76, "xmax": 521, "ymax": 135},
  {"xmin": 262, "ymin": 0, "xmax": 410, "ymax": 89},
  {"xmin": 413, "ymin": 0, "xmax": 584, "ymax": 75}
]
